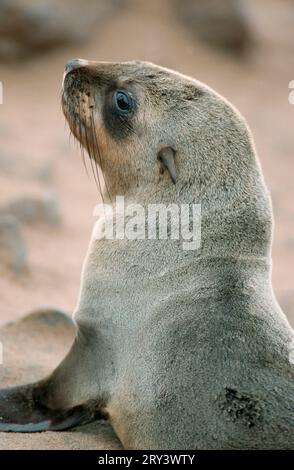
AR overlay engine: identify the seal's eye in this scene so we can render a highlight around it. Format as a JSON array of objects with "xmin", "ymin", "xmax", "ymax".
[{"xmin": 113, "ymin": 90, "xmax": 132, "ymax": 115}]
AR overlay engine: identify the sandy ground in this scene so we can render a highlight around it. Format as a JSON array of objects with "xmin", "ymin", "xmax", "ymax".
[{"xmin": 0, "ymin": 0, "xmax": 293, "ymax": 449}]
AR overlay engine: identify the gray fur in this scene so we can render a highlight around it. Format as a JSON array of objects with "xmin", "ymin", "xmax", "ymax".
[{"xmin": 1, "ymin": 60, "xmax": 293, "ymax": 449}]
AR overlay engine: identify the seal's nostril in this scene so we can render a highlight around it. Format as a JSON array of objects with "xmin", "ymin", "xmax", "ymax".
[{"xmin": 65, "ymin": 58, "xmax": 89, "ymax": 74}]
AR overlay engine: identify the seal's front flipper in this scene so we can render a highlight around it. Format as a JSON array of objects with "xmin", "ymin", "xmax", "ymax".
[{"xmin": 0, "ymin": 383, "xmax": 101, "ymax": 433}]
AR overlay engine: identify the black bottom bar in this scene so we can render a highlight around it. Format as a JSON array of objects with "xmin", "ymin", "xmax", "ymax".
[{"xmin": 0, "ymin": 450, "xmax": 292, "ymax": 467}]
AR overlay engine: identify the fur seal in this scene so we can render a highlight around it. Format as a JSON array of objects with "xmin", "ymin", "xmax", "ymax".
[{"xmin": 0, "ymin": 60, "xmax": 293, "ymax": 449}]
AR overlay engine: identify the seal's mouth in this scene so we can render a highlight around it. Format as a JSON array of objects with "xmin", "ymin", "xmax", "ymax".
[
  {"xmin": 62, "ymin": 61, "xmax": 105, "ymax": 195},
  {"xmin": 62, "ymin": 68, "xmax": 94, "ymax": 146}
]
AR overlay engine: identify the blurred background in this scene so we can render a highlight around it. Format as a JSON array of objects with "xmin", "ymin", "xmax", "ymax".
[{"xmin": 0, "ymin": 0, "xmax": 293, "ymax": 326}]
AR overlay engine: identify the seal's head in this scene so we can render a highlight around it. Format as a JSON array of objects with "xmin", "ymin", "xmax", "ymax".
[
  {"xmin": 62, "ymin": 59, "xmax": 250, "ymax": 194},
  {"xmin": 62, "ymin": 59, "xmax": 202, "ymax": 195}
]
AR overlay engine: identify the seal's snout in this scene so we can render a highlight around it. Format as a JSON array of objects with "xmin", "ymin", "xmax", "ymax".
[{"xmin": 65, "ymin": 58, "xmax": 90, "ymax": 75}]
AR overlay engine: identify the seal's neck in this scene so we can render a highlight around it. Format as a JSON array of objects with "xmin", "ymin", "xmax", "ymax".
[
  {"xmin": 199, "ymin": 173, "xmax": 273, "ymax": 261},
  {"xmin": 100, "ymin": 141, "xmax": 273, "ymax": 266}
]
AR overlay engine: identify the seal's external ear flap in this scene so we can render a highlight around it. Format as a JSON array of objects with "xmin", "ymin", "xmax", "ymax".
[
  {"xmin": 157, "ymin": 147, "xmax": 177, "ymax": 184},
  {"xmin": 0, "ymin": 383, "xmax": 101, "ymax": 433}
]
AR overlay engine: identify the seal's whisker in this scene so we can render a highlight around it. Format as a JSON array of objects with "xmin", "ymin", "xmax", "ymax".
[
  {"xmin": 88, "ymin": 112, "xmax": 105, "ymax": 203},
  {"xmin": 84, "ymin": 121, "xmax": 103, "ymax": 197},
  {"xmin": 79, "ymin": 100, "xmax": 103, "ymax": 198},
  {"xmin": 80, "ymin": 142, "xmax": 90, "ymax": 179},
  {"xmin": 77, "ymin": 104, "xmax": 90, "ymax": 179},
  {"xmin": 89, "ymin": 110, "xmax": 101, "ymax": 165},
  {"xmin": 89, "ymin": 112, "xmax": 109, "ymax": 203},
  {"xmin": 92, "ymin": 96, "xmax": 111, "ymax": 201}
]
